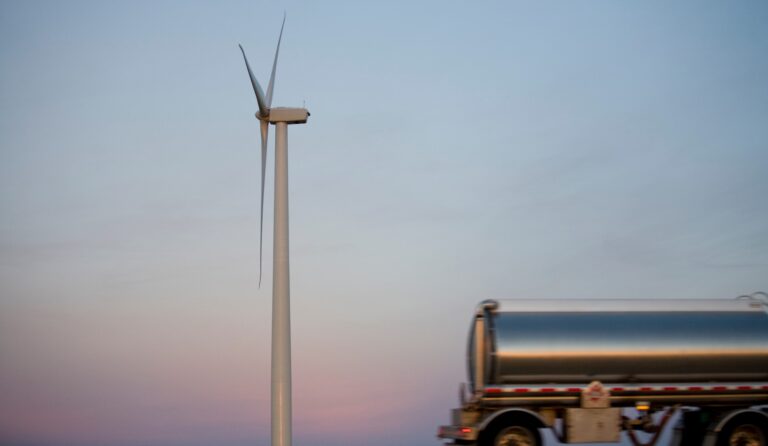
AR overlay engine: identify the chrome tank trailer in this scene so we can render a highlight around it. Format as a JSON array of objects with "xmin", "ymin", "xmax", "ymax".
[{"xmin": 468, "ymin": 298, "xmax": 768, "ymax": 390}]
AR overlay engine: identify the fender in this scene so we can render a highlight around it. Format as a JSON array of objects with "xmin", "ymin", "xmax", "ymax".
[
  {"xmin": 712, "ymin": 408, "xmax": 768, "ymax": 433},
  {"xmin": 478, "ymin": 408, "xmax": 548, "ymax": 432}
]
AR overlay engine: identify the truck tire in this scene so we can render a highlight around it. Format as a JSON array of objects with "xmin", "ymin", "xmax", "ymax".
[
  {"xmin": 480, "ymin": 417, "xmax": 542, "ymax": 446},
  {"xmin": 716, "ymin": 413, "xmax": 768, "ymax": 446}
]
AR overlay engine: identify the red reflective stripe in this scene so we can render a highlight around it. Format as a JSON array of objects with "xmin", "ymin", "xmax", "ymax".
[{"xmin": 481, "ymin": 383, "xmax": 765, "ymax": 394}]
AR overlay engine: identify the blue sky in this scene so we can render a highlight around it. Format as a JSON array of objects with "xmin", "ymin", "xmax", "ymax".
[{"xmin": 1, "ymin": 1, "xmax": 767, "ymax": 445}]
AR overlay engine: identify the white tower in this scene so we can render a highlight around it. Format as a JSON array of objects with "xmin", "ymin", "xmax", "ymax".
[{"xmin": 239, "ymin": 18, "xmax": 309, "ymax": 446}]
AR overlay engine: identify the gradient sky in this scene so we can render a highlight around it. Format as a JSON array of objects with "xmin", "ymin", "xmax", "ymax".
[{"xmin": 1, "ymin": 1, "xmax": 767, "ymax": 445}]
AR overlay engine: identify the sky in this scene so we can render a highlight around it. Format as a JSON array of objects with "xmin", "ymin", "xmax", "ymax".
[{"xmin": 1, "ymin": 1, "xmax": 767, "ymax": 445}]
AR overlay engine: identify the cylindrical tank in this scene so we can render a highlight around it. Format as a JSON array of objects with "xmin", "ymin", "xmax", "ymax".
[{"xmin": 468, "ymin": 299, "xmax": 768, "ymax": 385}]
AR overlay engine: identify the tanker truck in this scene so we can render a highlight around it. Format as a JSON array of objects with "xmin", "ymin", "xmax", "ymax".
[{"xmin": 437, "ymin": 297, "xmax": 768, "ymax": 446}]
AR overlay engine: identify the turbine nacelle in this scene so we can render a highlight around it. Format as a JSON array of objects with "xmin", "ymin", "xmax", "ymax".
[
  {"xmin": 268, "ymin": 107, "xmax": 309, "ymax": 124},
  {"xmin": 256, "ymin": 108, "xmax": 309, "ymax": 124}
]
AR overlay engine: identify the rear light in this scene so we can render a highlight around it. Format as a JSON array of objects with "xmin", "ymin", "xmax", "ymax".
[
  {"xmin": 485, "ymin": 388, "xmax": 502, "ymax": 394},
  {"xmin": 460, "ymin": 427, "xmax": 472, "ymax": 434},
  {"xmin": 636, "ymin": 402, "xmax": 650, "ymax": 411}
]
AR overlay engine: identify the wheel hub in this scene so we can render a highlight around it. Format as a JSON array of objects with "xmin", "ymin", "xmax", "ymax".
[
  {"xmin": 496, "ymin": 426, "xmax": 535, "ymax": 446},
  {"xmin": 729, "ymin": 424, "xmax": 766, "ymax": 446}
]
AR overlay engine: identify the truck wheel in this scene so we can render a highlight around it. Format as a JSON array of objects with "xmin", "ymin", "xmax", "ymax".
[
  {"xmin": 716, "ymin": 414, "xmax": 768, "ymax": 446},
  {"xmin": 481, "ymin": 420, "xmax": 542, "ymax": 446}
]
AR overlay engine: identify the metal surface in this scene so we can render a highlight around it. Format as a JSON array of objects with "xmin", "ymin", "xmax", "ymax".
[
  {"xmin": 269, "ymin": 107, "xmax": 309, "ymax": 123},
  {"xmin": 469, "ymin": 313, "xmax": 486, "ymax": 392},
  {"xmin": 479, "ymin": 392, "xmax": 768, "ymax": 408},
  {"xmin": 271, "ymin": 122, "xmax": 291, "ymax": 446},
  {"xmin": 713, "ymin": 409, "xmax": 768, "ymax": 433},
  {"xmin": 469, "ymin": 299, "xmax": 768, "ymax": 386},
  {"xmin": 268, "ymin": 114, "xmax": 308, "ymax": 446},
  {"xmin": 491, "ymin": 298, "xmax": 768, "ymax": 313},
  {"xmin": 239, "ymin": 17, "xmax": 308, "ymax": 446},
  {"xmin": 477, "ymin": 408, "xmax": 547, "ymax": 432},
  {"xmin": 564, "ymin": 408, "xmax": 621, "ymax": 443}
]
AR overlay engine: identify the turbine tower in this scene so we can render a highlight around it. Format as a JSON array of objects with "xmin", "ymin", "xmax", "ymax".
[{"xmin": 239, "ymin": 15, "xmax": 308, "ymax": 446}]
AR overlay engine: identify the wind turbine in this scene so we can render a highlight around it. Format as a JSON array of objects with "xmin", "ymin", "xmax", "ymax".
[{"xmin": 239, "ymin": 15, "xmax": 309, "ymax": 446}]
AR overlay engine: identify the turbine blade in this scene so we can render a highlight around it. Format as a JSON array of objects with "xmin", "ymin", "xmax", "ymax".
[
  {"xmin": 239, "ymin": 44, "xmax": 269, "ymax": 117},
  {"xmin": 258, "ymin": 119, "xmax": 269, "ymax": 287},
  {"xmin": 266, "ymin": 13, "xmax": 286, "ymax": 108}
]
